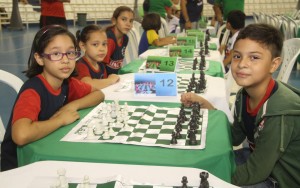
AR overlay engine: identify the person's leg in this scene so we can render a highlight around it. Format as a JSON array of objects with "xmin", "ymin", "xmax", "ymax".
[{"xmin": 191, "ymin": 21, "xmax": 198, "ymax": 29}]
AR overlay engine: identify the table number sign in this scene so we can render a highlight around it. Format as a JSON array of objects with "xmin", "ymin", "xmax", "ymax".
[
  {"xmin": 146, "ymin": 56, "xmax": 178, "ymax": 72},
  {"xmin": 176, "ymin": 36, "xmax": 198, "ymax": 48},
  {"xmin": 186, "ymin": 30, "xmax": 205, "ymax": 42},
  {"xmin": 134, "ymin": 73, "xmax": 177, "ymax": 96},
  {"xmin": 169, "ymin": 46, "xmax": 194, "ymax": 58}
]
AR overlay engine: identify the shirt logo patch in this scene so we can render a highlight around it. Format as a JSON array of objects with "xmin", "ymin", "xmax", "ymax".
[{"xmin": 108, "ymin": 59, "xmax": 123, "ymax": 69}]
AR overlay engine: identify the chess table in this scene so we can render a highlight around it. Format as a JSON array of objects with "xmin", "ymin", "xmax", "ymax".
[
  {"xmin": 17, "ymin": 101, "xmax": 235, "ymax": 183},
  {"xmin": 0, "ymin": 161, "xmax": 238, "ymax": 188},
  {"xmin": 119, "ymin": 59, "xmax": 224, "ymax": 78}
]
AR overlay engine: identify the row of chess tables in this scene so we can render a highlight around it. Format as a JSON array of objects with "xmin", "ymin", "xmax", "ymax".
[{"xmin": 0, "ymin": 37, "xmax": 237, "ymax": 187}]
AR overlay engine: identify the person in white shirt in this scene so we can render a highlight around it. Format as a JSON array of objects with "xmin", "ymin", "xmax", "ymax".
[
  {"xmin": 219, "ymin": 10, "xmax": 245, "ymax": 72},
  {"xmin": 168, "ymin": 9, "xmax": 181, "ymax": 33}
]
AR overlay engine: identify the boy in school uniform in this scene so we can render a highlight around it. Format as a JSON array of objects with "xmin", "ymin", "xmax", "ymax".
[{"xmin": 181, "ymin": 23, "xmax": 300, "ymax": 187}]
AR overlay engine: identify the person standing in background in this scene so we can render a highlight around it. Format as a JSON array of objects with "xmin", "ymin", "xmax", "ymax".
[
  {"xmin": 148, "ymin": 0, "xmax": 173, "ymax": 19},
  {"xmin": 180, "ymin": 0, "xmax": 203, "ymax": 31},
  {"xmin": 213, "ymin": 0, "xmax": 244, "ymax": 25},
  {"xmin": 40, "ymin": 0, "xmax": 70, "ymax": 28}
]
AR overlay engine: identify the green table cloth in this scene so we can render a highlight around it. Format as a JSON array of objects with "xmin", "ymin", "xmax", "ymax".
[
  {"xmin": 18, "ymin": 101, "xmax": 235, "ymax": 183},
  {"xmin": 119, "ymin": 59, "xmax": 224, "ymax": 78}
]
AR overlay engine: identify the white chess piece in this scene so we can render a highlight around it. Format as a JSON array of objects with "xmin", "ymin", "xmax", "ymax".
[
  {"xmin": 57, "ymin": 168, "xmax": 68, "ymax": 188},
  {"xmin": 108, "ymin": 127, "xmax": 114, "ymax": 136},
  {"xmin": 102, "ymin": 116, "xmax": 108, "ymax": 127},
  {"xmin": 123, "ymin": 102, "xmax": 128, "ymax": 112},
  {"xmin": 115, "ymin": 113, "xmax": 124, "ymax": 127},
  {"xmin": 94, "ymin": 122, "xmax": 103, "ymax": 135},
  {"xmin": 86, "ymin": 124, "xmax": 95, "ymax": 140},
  {"xmin": 110, "ymin": 108, "xmax": 117, "ymax": 119},
  {"xmin": 82, "ymin": 175, "xmax": 90, "ymax": 188},
  {"xmin": 102, "ymin": 128, "xmax": 110, "ymax": 140}
]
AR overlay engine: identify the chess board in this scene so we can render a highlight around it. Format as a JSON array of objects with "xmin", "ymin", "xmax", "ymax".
[
  {"xmin": 62, "ymin": 103, "xmax": 208, "ymax": 150},
  {"xmin": 177, "ymin": 74, "xmax": 207, "ymax": 94},
  {"xmin": 68, "ymin": 181, "xmax": 180, "ymax": 188},
  {"xmin": 138, "ymin": 60, "xmax": 209, "ymax": 73},
  {"xmin": 178, "ymin": 60, "xmax": 209, "ymax": 72},
  {"xmin": 29, "ymin": 174, "xmax": 207, "ymax": 188}
]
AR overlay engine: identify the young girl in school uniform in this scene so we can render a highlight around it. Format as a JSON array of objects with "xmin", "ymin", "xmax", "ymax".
[
  {"xmin": 0, "ymin": 25, "xmax": 104, "ymax": 171},
  {"xmin": 76, "ymin": 25, "xmax": 120, "ymax": 90},
  {"xmin": 103, "ymin": 6, "xmax": 134, "ymax": 75},
  {"xmin": 138, "ymin": 13, "xmax": 177, "ymax": 55}
]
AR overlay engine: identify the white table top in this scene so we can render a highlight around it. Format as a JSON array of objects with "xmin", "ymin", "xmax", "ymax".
[
  {"xmin": 102, "ymin": 73, "xmax": 233, "ymax": 123},
  {"xmin": 0, "ymin": 161, "xmax": 239, "ymax": 188}
]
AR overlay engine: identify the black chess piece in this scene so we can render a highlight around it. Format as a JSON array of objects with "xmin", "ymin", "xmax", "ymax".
[
  {"xmin": 181, "ymin": 176, "xmax": 188, "ymax": 188},
  {"xmin": 175, "ymin": 121, "xmax": 183, "ymax": 132},
  {"xmin": 204, "ymin": 48, "xmax": 209, "ymax": 56},
  {"xmin": 171, "ymin": 131, "xmax": 177, "ymax": 144},
  {"xmin": 199, "ymin": 62, "xmax": 204, "ymax": 71},
  {"xmin": 193, "ymin": 58, "xmax": 198, "ymax": 70},
  {"xmin": 179, "ymin": 108, "xmax": 188, "ymax": 121},
  {"xmin": 188, "ymin": 129, "xmax": 197, "ymax": 145},
  {"xmin": 199, "ymin": 172, "xmax": 209, "ymax": 188},
  {"xmin": 195, "ymin": 84, "xmax": 201, "ymax": 93},
  {"xmin": 175, "ymin": 129, "xmax": 182, "ymax": 139}
]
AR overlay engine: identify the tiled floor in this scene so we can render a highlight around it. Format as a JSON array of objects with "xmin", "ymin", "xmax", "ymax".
[{"xmin": 0, "ymin": 24, "xmax": 299, "ymax": 127}]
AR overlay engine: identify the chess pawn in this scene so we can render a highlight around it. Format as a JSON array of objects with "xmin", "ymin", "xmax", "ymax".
[
  {"xmin": 170, "ymin": 131, "xmax": 177, "ymax": 144},
  {"xmin": 123, "ymin": 102, "xmax": 128, "ymax": 112},
  {"xmin": 94, "ymin": 122, "xmax": 103, "ymax": 135},
  {"xmin": 181, "ymin": 176, "xmax": 188, "ymax": 188},
  {"xmin": 102, "ymin": 116, "xmax": 108, "ymax": 127},
  {"xmin": 102, "ymin": 127, "xmax": 110, "ymax": 140},
  {"xmin": 189, "ymin": 129, "xmax": 198, "ymax": 145},
  {"xmin": 175, "ymin": 129, "xmax": 182, "ymax": 139},
  {"xmin": 108, "ymin": 127, "xmax": 114, "ymax": 135},
  {"xmin": 110, "ymin": 108, "xmax": 117, "ymax": 119},
  {"xmin": 86, "ymin": 124, "xmax": 95, "ymax": 140}
]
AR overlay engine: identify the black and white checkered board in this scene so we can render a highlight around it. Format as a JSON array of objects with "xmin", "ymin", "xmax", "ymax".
[
  {"xmin": 62, "ymin": 104, "xmax": 208, "ymax": 150},
  {"xmin": 138, "ymin": 60, "xmax": 209, "ymax": 73},
  {"xmin": 177, "ymin": 75, "xmax": 207, "ymax": 94},
  {"xmin": 178, "ymin": 60, "xmax": 209, "ymax": 72}
]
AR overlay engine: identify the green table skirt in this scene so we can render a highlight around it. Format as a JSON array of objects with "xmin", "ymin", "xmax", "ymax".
[{"xmin": 18, "ymin": 101, "xmax": 235, "ymax": 183}]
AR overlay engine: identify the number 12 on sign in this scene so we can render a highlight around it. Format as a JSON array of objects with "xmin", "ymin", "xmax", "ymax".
[{"xmin": 155, "ymin": 73, "xmax": 177, "ymax": 96}]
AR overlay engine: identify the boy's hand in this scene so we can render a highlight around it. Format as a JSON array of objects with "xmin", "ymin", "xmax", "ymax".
[
  {"xmin": 181, "ymin": 92, "xmax": 215, "ymax": 110},
  {"xmin": 108, "ymin": 74, "xmax": 120, "ymax": 84},
  {"xmin": 181, "ymin": 92, "xmax": 198, "ymax": 107}
]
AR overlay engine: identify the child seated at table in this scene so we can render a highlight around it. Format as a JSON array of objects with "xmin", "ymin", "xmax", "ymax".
[
  {"xmin": 168, "ymin": 9, "xmax": 181, "ymax": 34},
  {"xmin": 138, "ymin": 12, "xmax": 177, "ymax": 55},
  {"xmin": 103, "ymin": 6, "xmax": 134, "ymax": 75},
  {"xmin": 181, "ymin": 23, "xmax": 300, "ymax": 187},
  {"xmin": 1, "ymin": 25, "xmax": 105, "ymax": 171},
  {"xmin": 218, "ymin": 10, "xmax": 245, "ymax": 72},
  {"xmin": 76, "ymin": 24, "xmax": 120, "ymax": 90}
]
